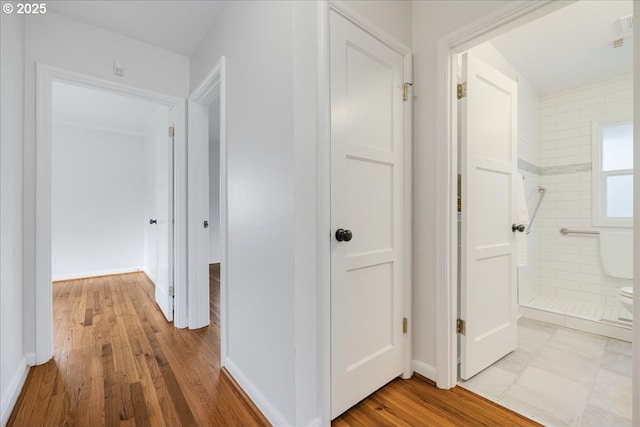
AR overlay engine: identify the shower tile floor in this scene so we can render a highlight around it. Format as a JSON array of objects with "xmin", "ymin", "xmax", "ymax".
[
  {"xmin": 459, "ymin": 317, "xmax": 632, "ymax": 427},
  {"xmin": 528, "ymin": 293, "xmax": 633, "ymax": 325}
]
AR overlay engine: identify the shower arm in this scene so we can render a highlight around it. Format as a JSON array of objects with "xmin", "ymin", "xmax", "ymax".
[{"xmin": 525, "ymin": 186, "xmax": 545, "ymax": 235}]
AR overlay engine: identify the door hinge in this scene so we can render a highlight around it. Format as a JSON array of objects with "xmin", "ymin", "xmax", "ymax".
[
  {"xmin": 402, "ymin": 317, "xmax": 408, "ymax": 334},
  {"xmin": 457, "ymin": 318, "xmax": 466, "ymax": 335},
  {"xmin": 169, "ymin": 285, "xmax": 174, "ymax": 297},
  {"xmin": 168, "ymin": 126, "xmax": 175, "ymax": 138},
  {"xmin": 457, "ymin": 82, "xmax": 467, "ymax": 100},
  {"xmin": 402, "ymin": 82, "xmax": 413, "ymax": 101}
]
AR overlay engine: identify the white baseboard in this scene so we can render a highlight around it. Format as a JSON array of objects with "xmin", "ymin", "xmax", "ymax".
[
  {"xmin": 224, "ymin": 357, "xmax": 291, "ymax": 427},
  {"xmin": 1, "ymin": 356, "xmax": 29, "ymax": 426},
  {"xmin": 52, "ymin": 266, "xmax": 143, "ymax": 282},
  {"xmin": 303, "ymin": 417, "xmax": 322, "ymax": 427},
  {"xmin": 25, "ymin": 353, "xmax": 35, "ymax": 366},
  {"xmin": 412, "ymin": 359, "xmax": 437, "ymax": 383}
]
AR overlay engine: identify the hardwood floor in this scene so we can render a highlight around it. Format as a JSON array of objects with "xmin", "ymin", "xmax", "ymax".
[
  {"xmin": 9, "ymin": 264, "xmax": 539, "ymax": 427},
  {"xmin": 333, "ymin": 375, "xmax": 541, "ymax": 427},
  {"xmin": 7, "ymin": 267, "xmax": 268, "ymax": 427}
]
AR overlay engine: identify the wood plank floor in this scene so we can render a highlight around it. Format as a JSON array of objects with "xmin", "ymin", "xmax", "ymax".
[
  {"xmin": 9, "ymin": 265, "xmax": 540, "ymax": 427},
  {"xmin": 333, "ymin": 375, "xmax": 541, "ymax": 426},
  {"xmin": 8, "ymin": 266, "xmax": 268, "ymax": 427}
]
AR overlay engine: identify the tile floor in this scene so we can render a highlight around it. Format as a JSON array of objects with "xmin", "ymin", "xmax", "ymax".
[{"xmin": 459, "ymin": 317, "xmax": 633, "ymax": 427}]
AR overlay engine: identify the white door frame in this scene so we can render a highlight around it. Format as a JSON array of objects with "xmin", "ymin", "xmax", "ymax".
[
  {"xmin": 318, "ymin": 1, "xmax": 413, "ymax": 421},
  {"xmin": 187, "ymin": 57, "xmax": 226, "ymax": 343},
  {"xmin": 34, "ymin": 63, "xmax": 188, "ymax": 364},
  {"xmin": 433, "ymin": 0, "xmax": 614, "ymax": 389}
]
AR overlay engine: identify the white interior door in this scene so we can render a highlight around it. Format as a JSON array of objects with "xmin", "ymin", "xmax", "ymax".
[
  {"xmin": 330, "ymin": 11, "xmax": 405, "ymax": 418},
  {"xmin": 154, "ymin": 109, "xmax": 175, "ymax": 322},
  {"xmin": 187, "ymin": 99, "xmax": 210, "ymax": 329},
  {"xmin": 459, "ymin": 53, "xmax": 518, "ymax": 380}
]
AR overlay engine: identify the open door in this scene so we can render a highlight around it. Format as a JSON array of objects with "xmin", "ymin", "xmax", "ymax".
[
  {"xmin": 330, "ymin": 11, "xmax": 406, "ymax": 418},
  {"xmin": 153, "ymin": 107, "xmax": 175, "ymax": 322},
  {"xmin": 459, "ymin": 53, "xmax": 518, "ymax": 380}
]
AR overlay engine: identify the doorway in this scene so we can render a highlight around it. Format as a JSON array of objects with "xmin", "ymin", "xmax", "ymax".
[
  {"xmin": 187, "ymin": 57, "xmax": 226, "ymax": 345},
  {"xmin": 450, "ymin": 1, "xmax": 634, "ymax": 425},
  {"xmin": 34, "ymin": 65, "xmax": 187, "ymax": 364}
]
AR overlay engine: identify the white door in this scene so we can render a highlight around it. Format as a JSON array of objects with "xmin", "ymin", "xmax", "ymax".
[
  {"xmin": 330, "ymin": 11, "xmax": 405, "ymax": 418},
  {"xmin": 154, "ymin": 109, "xmax": 175, "ymax": 322},
  {"xmin": 459, "ymin": 53, "xmax": 518, "ymax": 380},
  {"xmin": 187, "ymin": 99, "xmax": 211, "ymax": 329}
]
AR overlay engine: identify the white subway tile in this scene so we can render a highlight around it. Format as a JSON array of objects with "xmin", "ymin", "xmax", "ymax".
[{"xmin": 580, "ymin": 264, "xmax": 602, "ymax": 275}]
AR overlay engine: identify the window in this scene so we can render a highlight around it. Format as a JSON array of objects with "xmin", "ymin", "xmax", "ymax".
[{"xmin": 592, "ymin": 118, "xmax": 633, "ymax": 227}]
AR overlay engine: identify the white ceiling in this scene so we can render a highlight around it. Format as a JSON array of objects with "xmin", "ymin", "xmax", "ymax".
[
  {"xmin": 47, "ymin": 1, "xmax": 224, "ymax": 56},
  {"xmin": 491, "ymin": 1, "xmax": 633, "ymax": 96},
  {"xmin": 52, "ymin": 82, "xmax": 162, "ymax": 135}
]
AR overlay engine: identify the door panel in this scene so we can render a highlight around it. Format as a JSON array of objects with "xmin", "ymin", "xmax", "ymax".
[
  {"xmin": 187, "ymin": 100, "xmax": 211, "ymax": 329},
  {"xmin": 154, "ymin": 107, "xmax": 174, "ymax": 322},
  {"xmin": 330, "ymin": 11, "xmax": 405, "ymax": 419},
  {"xmin": 345, "ymin": 158, "xmax": 393, "ymax": 255},
  {"xmin": 460, "ymin": 53, "xmax": 518, "ymax": 380}
]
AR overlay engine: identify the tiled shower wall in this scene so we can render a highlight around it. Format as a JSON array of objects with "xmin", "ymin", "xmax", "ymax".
[
  {"xmin": 516, "ymin": 75, "xmax": 541, "ymax": 305},
  {"xmin": 520, "ymin": 74, "xmax": 633, "ymax": 310}
]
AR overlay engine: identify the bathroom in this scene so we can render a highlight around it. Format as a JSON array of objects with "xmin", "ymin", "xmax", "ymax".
[{"xmin": 457, "ymin": 1, "xmax": 634, "ymax": 426}]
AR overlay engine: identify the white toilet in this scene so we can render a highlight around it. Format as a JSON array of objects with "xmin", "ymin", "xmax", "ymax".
[
  {"xmin": 619, "ymin": 287, "xmax": 633, "ymax": 314},
  {"xmin": 599, "ymin": 230, "xmax": 634, "ymax": 315}
]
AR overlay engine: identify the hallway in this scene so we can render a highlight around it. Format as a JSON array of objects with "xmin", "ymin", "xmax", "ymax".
[
  {"xmin": 7, "ymin": 269, "xmax": 267, "ymax": 426},
  {"xmin": 9, "ymin": 267, "xmax": 543, "ymax": 426}
]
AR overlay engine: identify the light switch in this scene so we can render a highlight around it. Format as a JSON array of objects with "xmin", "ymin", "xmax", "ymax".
[{"xmin": 113, "ymin": 61, "xmax": 125, "ymax": 77}]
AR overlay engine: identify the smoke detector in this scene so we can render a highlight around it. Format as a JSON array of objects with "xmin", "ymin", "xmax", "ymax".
[{"xmin": 619, "ymin": 14, "xmax": 633, "ymax": 33}]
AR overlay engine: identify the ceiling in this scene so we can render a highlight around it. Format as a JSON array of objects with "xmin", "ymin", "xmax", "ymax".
[
  {"xmin": 490, "ymin": 1, "xmax": 633, "ymax": 96},
  {"xmin": 47, "ymin": 1, "xmax": 224, "ymax": 56},
  {"xmin": 52, "ymin": 82, "xmax": 162, "ymax": 135}
]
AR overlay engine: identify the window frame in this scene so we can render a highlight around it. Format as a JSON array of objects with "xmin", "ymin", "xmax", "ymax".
[{"xmin": 591, "ymin": 116, "xmax": 633, "ymax": 228}]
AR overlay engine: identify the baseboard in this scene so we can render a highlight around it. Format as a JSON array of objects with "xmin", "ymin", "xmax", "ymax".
[
  {"xmin": 224, "ymin": 357, "xmax": 292, "ymax": 427},
  {"xmin": 52, "ymin": 267, "xmax": 143, "ymax": 282},
  {"xmin": 303, "ymin": 416, "xmax": 322, "ymax": 427},
  {"xmin": 1, "ymin": 356, "xmax": 29, "ymax": 426},
  {"xmin": 25, "ymin": 353, "xmax": 35, "ymax": 366},
  {"xmin": 412, "ymin": 359, "xmax": 437, "ymax": 383}
]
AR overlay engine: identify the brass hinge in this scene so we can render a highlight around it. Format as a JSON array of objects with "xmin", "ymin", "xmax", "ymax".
[
  {"xmin": 456, "ymin": 318, "xmax": 466, "ymax": 335},
  {"xmin": 402, "ymin": 317, "xmax": 408, "ymax": 334},
  {"xmin": 402, "ymin": 82, "xmax": 413, "ymax": 101},
  {"xmin": 457, "ymin": 82, "xmax": 467, "ymax": 100},
  {"xmin": 168, "ymin": 126, "xmax": 175, "ymax": 138}
]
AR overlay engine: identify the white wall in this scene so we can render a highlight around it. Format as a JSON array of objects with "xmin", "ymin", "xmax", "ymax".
[
  {"xmin": 411, "ymin": 0, "xmax": 516, "ymax": 379},
  {"xmin": 51, "ymin": 124, "xmax": 146, "ymax": 280},
  {"xmin": 208, "ymin": 100, "xmax": 221, "ymax": 264},
  {"xmin": 0, "ymin": 12, "xmax": 28, "ymax": 426},
  {"xmin": 534, "ymin": 75, "xmax": 633, "ymax": 310},
  {"xmin": 22, "ymin": 12, "xmax": 189, "ymax": 358},
  {"xmin": 341, "ymin": 0, "xmax": 412, "ymax": 48},
  {"xmin": 632, "ymin": 4, "xmax": 639, "ymax": 424},
  {"xmin": 191, "ymin": 2, "xmax": 412, "ymax": 425},
  {"xmin": 191, "ymin": 3, "xmax": 298, "ymax": 424}
]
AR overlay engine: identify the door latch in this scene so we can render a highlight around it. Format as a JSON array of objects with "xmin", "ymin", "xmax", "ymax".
[{"xmin": 204, "ymin": 220, "xmax": 209, "ymax": 229}]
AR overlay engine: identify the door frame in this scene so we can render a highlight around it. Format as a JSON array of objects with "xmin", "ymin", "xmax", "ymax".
[
  {"xmin": 319, "ymin": 1, "xmax": 413, "ymax": 421},
  {"xmin": 434, "ymin": 0, "xmax": 606, "ymax": 389},
  {"xmin": 187, "ymin": 56, "xmax": 226, "ymax": 342},
  {"xmin": 34, "ymin": 63, "xmax": 188, "ymax": 364}
]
